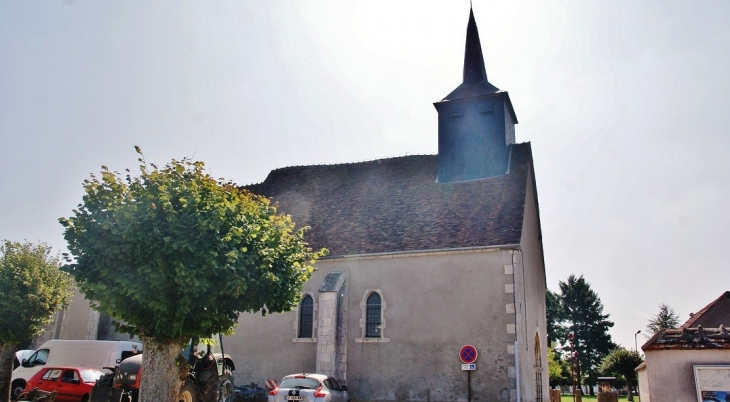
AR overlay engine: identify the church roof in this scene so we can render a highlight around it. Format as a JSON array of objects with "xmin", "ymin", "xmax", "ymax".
[{"xmin": 245, "ymin": 142, "xmax": 534, "ymax": 257}]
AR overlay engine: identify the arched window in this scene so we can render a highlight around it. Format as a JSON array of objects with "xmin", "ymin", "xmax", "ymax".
[
  {"xmin": 535, "ymin": 333, "xmax": 543, "ymax": 402},
  {"xmin": 365, "ymin": 292, "xmax": 382, "ymax": 338},
  {"xmin": 298, "ymin": 295, "xmax": 314, "ymax": 338}
]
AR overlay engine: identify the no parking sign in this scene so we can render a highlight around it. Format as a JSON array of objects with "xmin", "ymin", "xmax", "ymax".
[{"xmin": 459, "ymin": 345, "xmax": 478, "ymax": 365}]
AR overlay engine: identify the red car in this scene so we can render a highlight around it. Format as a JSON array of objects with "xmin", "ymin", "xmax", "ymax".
[{"xmin": 23, "ymin": 367, "xmax": 107, "ymax": 402}]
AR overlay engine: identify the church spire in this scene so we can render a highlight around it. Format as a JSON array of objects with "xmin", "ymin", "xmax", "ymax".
[
  {"xmin": 463, "ymin": 8, "xmax": 488, "ymax": 84},
  {"xmin": 433, "ymin": 7, "xmax": 518, "ymax": 183},
  {"xmin": 441, "ymin": 8, "xmax": 499, "ymax": 101}
]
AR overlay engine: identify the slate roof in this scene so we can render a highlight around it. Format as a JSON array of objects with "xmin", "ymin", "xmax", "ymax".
[{"xmin": 244, "ymin": 142, "xmax": 534, "ymax": 257}]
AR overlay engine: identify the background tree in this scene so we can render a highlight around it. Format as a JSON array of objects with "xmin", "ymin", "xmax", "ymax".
[
  {"xmin": 559, "ymin": 274, "xmax": 615, "ymax": 395},
  {"xmin": 0, "ymin": 240, "xmax": 74, "ymax": 401},
  {"xmin": 548, "ymin": 344, "xmax": 571, "ymax": 389},
  {"xmin": 60, "ymin": 149, "xmax": 325, "ymax": 402},
  {"xmin": 599, "ymin": 347, "xmax": 644, "ymax": 401},
  {"xmin": 647, "ymin": 302, "xmax": 681, "ymax": 334},
  {"xmin": 546, "ymin": 289, "xmax": 565, "ymax": 346}
]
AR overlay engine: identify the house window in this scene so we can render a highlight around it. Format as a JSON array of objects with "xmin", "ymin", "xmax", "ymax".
[
  {"xmin": 299, "ymin": 295, "xmax": 314, "ymax": 338},
  {"xmin": 365, "ymin": 293, "xmax": 382, "ymax": 338},
  {"xmin": 356, "ymin": 289, "xmax": 388, "ymax": 343}
]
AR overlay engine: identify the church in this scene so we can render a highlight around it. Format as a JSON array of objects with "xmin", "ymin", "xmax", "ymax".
[
  {"xmin": 47, "ymin": 8, "xmax": 548, "ymax": 402},
  {"xmin": 231, "ymin": 9, "xmax": 549, "ymax": 402}
]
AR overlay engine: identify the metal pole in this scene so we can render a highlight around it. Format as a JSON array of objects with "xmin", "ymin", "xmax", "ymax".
[
  {"xmin": 634, "ymin": 330, "xmax": 641, "ymax": 352},
  {"xmin": 569, "ymin": 333, "xmax": 576, "ymax": 402},
  {"xmin": 467, "ymin": 370, "xmax": 471, "ymax": 402}
]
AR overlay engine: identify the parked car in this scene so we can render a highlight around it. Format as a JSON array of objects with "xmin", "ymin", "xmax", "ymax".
[
  {"xmin": 12, "ymin": 339, "xmax": 142, "ymax": 399},
  {"xmin": 22, "ymin": 366, "xmax": 106, "ymax": 402},
  {"xmin": 268, "ymin": 374, "xmax": 348, "ymax": 402}
]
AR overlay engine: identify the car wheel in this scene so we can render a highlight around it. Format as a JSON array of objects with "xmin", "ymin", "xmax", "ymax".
[
  {"xmin": 81, "ymin": 395, "xmax": 89, "ymax": 402},
  {"xmin": 179, "ymin": 379, "xmax": 199, "ymax": 402},
  {"xmin": 11, "ymin": 380, "xmax": 25, "ymax": 400}
]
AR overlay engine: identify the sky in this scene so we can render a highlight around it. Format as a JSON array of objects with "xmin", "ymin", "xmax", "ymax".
[{"xmin": 1, "ymin": 0, "xmax": 729, "ymax": 353}]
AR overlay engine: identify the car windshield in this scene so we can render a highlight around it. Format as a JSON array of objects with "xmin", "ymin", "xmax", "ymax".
[
  {"xmin": 80, "ymin": 369, "xmax": 106, "ymax": 383},
  {"xmin": 280, "ymin": 378, "xmax": 320, "ymax": 389}
]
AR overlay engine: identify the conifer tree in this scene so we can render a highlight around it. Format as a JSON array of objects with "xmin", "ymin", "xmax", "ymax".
[
  {"xmin": 646, "ymin": 303, "xmax": 681, "ymax": 334},
  {"xmin": 558, "ymin": 274, "xmax": 615, "ymax": 395}
]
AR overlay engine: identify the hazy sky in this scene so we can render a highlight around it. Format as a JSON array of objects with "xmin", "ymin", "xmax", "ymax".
[{"xmin": 2, "ymin": 0, "xmax": 729, "ymax": 352}]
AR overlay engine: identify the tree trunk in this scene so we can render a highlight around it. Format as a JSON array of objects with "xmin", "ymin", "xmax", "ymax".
[
  {"xmin": 0, "ymin": 344, "xmax": 18, "ymax": 402},
  {"xmin": 139, "ymin": 338, "xmax": 184, "ymax": 402}
]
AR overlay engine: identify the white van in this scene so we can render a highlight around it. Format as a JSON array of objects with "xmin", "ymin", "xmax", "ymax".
[
  {"xmin": 11, "ymin": 340, "xmax": 142, "ymax": 399},
  {"xmin": 13, "ymin": 350, "xmax": 34, "ymax": 370}
]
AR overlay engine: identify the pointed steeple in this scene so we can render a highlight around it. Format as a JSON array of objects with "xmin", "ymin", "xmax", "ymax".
[
  {"xmin": 463, "ymin": 8, "xmax": 488, "ymax": 84},
  {"xmin": 442, "ymin": 8, "xmax": 499, "ymax": 101},
  {"xmin": 433, "ymin": 7, "xmax": 518, "ymax": 183}
]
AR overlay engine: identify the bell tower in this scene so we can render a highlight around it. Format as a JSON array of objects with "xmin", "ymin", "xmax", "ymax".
[{"xmin": 434, "ymin": 9, "xmax": 518, "ymax": 183}]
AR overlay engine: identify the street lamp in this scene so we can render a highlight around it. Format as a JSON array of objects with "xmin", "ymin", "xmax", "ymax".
[{"xmin": 634, "ymin": 330, "xmax": 641, "ymax": 352}]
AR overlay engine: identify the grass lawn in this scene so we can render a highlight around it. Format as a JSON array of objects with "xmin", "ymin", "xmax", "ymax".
[{"xmin": 559, "ymin": 396, "xmax": 639, "ymax": 402}]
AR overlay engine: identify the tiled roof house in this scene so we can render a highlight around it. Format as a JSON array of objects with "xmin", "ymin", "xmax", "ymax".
[{"xmin": 637, "ymin": 291, "xmax": 730, "ymax": 402}]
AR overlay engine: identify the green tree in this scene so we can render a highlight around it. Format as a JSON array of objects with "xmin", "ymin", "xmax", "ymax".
[
  {"xmin": 647, "ymin": 303, "xmax": 681, "ymax": 334},
  {"xmin": 599, "ymin": 347, "xmax": 644, "ymax": 401},
  {"xmin": 548, "ymin": 344, "xmax": 571, "ymax": 388},
  {"xmin": 546, "ymin": 289, "xmax": 565, "ymax": 345},
  {"xmin": 60, "ymin": 149, "xmax": 326, "ymax": 402},
  {"xmin": 559, "ymin": 274, "xmax": 615, "ymax": 395},
  {"xmin": 0, "ymin": 240, "xmax": 74, "ymax": 401}
]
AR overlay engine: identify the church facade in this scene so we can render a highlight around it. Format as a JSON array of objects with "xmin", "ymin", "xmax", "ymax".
[{"xmin": 47, "ymin": 9, "xmax": 548, "ymax": 402}]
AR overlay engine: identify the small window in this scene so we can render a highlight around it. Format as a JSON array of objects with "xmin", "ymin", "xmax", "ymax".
[
  {"xmin": 366, "ymin": 293, "xmax": 382, "ymax": 338},
  {"xmin": 62, "ymin": 370, "xmax": 79, "ymax": 383},
  {"xmin": 42, "ymin": 369, "xmax": 62, "ymax": 381},
  {"xmin": 299, "ymin": 295, "xmax": 314, "ymax": 338},
  {"xmin": 328, "ymin": 378, "xmax": 341, "ymax": 391}
]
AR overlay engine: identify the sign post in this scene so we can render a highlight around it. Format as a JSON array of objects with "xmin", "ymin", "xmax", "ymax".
[{"xmin": 459, "ymin": 345, "xmax": 478, "ymax": 402}]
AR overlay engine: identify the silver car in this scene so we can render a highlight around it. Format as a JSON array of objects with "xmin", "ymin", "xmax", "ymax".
[{"xmin": 268, "ymin": 373, "xmax": 348, "ymax": 402}]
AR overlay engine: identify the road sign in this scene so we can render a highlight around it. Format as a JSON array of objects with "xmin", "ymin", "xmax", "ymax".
[
  {"xmin": 461, "ymin": 363, "xmax": 476, "ymax": 371},
  {"xmin": 459, "ymin": 344, "xmax": 478, "ymax": 364}
]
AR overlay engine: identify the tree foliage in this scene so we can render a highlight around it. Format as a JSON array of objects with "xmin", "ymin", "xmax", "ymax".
[
  {"xmin": 646, "ymin": 303, "xmax": 681, "ymax": 334},
  {"xmin": 60, "ymin": 149, "xmax": 326, "ymax": 401},
  {"xmin": 546, "ymin": 289, "xmax": 564, "ymax": 345},
  {"xmin": 599, "ymin": 347, "xmax": 644, "ymax": 401},
  {"xmin": 548, "ymin": 344, "xmax": 571, "ymax": 388},
  {"xmin": 0, "ymin": 240, "xmax": 74, "ymax": 343},
  {"xmin": 555, "ymin": 274, "xmax": 615, "ymax": 393},
  {"xmin": 0, "ymin": 240, "xmax": 74, "ymax": 401}
]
